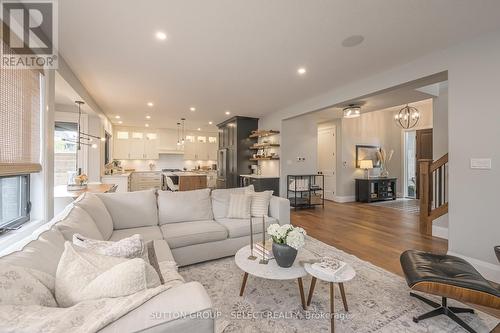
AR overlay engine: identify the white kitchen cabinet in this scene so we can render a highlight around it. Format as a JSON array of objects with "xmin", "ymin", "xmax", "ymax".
[
  {"xmin": 130, "ymin": 171, "xmax": 162, "ymax": 191},
  {"xmin": 113, "ymin": 131, "xmax": 130, "ymax": 159},
  {"xmin": 113, "ymin": 128, "xmax": 159, "ymax": 160},
  {"xmin": 182, "ymin": 133, "xmax": 217, "ymax": 160},
  {"xmin": 101, "ymin": 174, "xmax": 130, "ymax": 192}
]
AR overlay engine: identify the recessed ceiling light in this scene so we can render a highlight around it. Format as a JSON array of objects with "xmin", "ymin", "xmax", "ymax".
[
  {"xmin": 115, "ymin": 115, "xmax": 120, "ymax": 119},
  {"xmin": 297, "ymin": 67, "xmax": 307, "ymax": 75},
  {"xmin": 190, "ymin": 107, "xmax": 196, "ymax": 112},
  {"xmin": 225, "ymin": 111, "xmax": 231, "ymax": 115},
  {"xmin": 118, "ymin": 121, "xmax": 123, "ymax": 124},
  {"xmin": 155, "ymin": 31, "xmax": 167, "ymax": 41},
  {"xmin": 147, "ymin": 102, "xmax": 154, "ymax": 107},
  {"xmin": 145, "ymin": 123, "xmax": 150, "ymax": 128},
  {"xmin": 208, "ymin": 121, "xmax": 213, "ymax": 125},
  {"xmin": 342, "ymin": 35, "xmax": 365, "ymax": 47},
  {"xmin": 146, "ymin": 115, "xmax": 151, "ymax": 119},
  {"xmin": 197, "ymin": 128, "xmax": 201, "ymax": 131}
]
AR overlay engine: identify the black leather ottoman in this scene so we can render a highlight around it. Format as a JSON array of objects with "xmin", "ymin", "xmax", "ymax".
[{"xmin": 400, "ymin": 250, "xmax": 500, "ymax": 333}]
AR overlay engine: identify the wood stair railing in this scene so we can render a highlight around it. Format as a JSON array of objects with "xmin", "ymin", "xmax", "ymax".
[{"xmin": 419, "ymin": 153, "xmax": 449, "ymax": 235}]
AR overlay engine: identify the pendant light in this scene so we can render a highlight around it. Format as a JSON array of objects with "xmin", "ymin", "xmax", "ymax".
[
  {"xmin": 181, "ymin": 118, "xmax": 186, "ymax": 144},
  {"xmin": 394, "ymin": 104, "xmax": 420, "ymax": 129},
  {"xmin": 176, "ymin": 122, "xmax": 181, "ymax": 146}
]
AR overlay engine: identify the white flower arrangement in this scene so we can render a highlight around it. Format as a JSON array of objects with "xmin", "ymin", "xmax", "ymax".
[{"xmin": 267, "ymin": 224, "xmax": 306, "ymax": 250}]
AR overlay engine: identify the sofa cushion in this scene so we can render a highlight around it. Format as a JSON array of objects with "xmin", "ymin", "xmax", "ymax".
[
  {"xmin": 96, "ymin": 190, "xmax": 158, "ymax": 230},
  {"xmin": 55, "ymin": 206, "xmax": 104, "ymax": 241},
  {"xmin": 217, "ymin": 216, "xmax": 277, "ymax": 238},
  {"xmin": 74, "ymin": 192, "xmax": 114, "ymax": 240},
  {"xmin": 160, "ymin": 221, "xmax": 228, "ymax": 249},
  {"xmin": 158, "ymin": 188, "xmax": 213, "ymax": 224},
  {"xmin": 0, "ymin": 228, "xmax": 66, "ymax": 277},
  {"xmin": 0, "ymin": 264, "xmax": 57, "ymax": 307},
  {"xmin": 109, "ymin": 226, "xmax": 163, "ymax": 242},
  {"xmin": 211, "ymin": 185, "xmax": 254, "ymax": 219}
]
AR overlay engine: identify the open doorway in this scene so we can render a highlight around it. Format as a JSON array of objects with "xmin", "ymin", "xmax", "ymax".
[
  {"xmin": 317, "ymin": 125, "xmax": 336, "ymax": 201},
  {"xmin": 403, "ymin": 131, "xmax": 416, "ymax": 198}
]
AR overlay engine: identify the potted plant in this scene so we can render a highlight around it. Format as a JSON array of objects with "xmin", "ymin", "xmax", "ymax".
[{"xmin": 267, "ymin": 224, "xmax": 306, "ymax": 268}]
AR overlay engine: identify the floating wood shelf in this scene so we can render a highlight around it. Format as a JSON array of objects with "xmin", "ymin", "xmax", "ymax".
[
  {"xmin": 249, "ymin": 143, "xmax": 280, "ymax": 149},
  {"xmin": 250, "ymin": 157, "xmax": 280, "ymax": 161},
  {"xmin": 249, "ymin": 130, "xmax": 280, "ymax": 138}
]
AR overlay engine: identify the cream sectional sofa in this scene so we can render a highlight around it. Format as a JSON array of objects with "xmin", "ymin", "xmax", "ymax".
[{"xmin": 0, "ymin": 186, "xmax": 290, "ymax": 333}]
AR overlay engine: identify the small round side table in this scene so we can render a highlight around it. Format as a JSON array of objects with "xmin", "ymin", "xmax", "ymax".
[{"xmin": 304, "ymin": 262, "xmax": 356, "ymax": 333}]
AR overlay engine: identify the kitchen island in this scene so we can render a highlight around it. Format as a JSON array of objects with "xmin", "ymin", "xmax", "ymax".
[{"xmin": 163, "ymin": 172, "xmax": 209, "ymax": 191}]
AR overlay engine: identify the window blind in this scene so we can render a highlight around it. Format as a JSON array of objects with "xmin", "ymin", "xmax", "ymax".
[{"xmin": 0, "ymin": 40, "xmax": 43, "ymax": 176}]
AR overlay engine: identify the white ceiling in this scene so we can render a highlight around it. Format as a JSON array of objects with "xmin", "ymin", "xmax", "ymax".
[{"xmin": 58, "ymin": 0, "xmax": 500, "ymax": 130}]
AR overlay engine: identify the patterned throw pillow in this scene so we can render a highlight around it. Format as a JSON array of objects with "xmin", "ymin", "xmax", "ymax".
[
  {"xmin": 226, "ymin": 193, "xmax": 252, "ymax": 219},
  {"xmin": 248, "ymin": 190, "xmax": 273, "ymax": 217},
  {"xmin": 0, "ymin": 264, "xmax": 57, "ymax": 307},
  {"xmin": 73, "ymin": 234, "xmax": 164, "ymax": 284},
  {"xmin": 55, "ymin": 243, "xmax": 160, "ymax": 307}
]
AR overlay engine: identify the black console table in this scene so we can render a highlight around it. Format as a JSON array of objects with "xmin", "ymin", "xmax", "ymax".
[{"xmin": 355, "ymin": 178, "xmax": 397, "ymax": 203}]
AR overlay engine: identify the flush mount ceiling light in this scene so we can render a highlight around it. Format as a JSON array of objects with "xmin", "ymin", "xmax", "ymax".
[
  {"xmin": 147, "ymin": 102, "xmax": 154, "ymax": 107},
  {"xmin": 297, "ymin": 67, "xmax": 307, "ymax": 75},
  {"xmin": 394, "ymin": 104, "xmax": 420, "ymax": 129},
  {"xmin": 343, "ymin": 105, "xmax": 361, "ymax": 118},
  {"xmin": 155, "ymin": 31, "xmax": 167, "ymax": 41},
  {"xmin": 190, "ymin": 107, "xmax": 196, "ymax": 112},
  {"xmin": 342, "ymin": 35, "xmax": 365, "ymax": 47}
]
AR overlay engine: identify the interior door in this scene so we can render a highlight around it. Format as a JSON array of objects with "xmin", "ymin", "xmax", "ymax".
[
  {"xmin": 317, "ymin": 126, "xmax": 336, "ymax": 201},
  {"xmin": 415, "ymin": 128, "xmax": 433, "ymax": 198}
]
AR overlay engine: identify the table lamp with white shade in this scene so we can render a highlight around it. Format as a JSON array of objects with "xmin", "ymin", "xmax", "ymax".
[{"xmin": 359, "ymin": 160, "xmax": 373, "ymax": 179}]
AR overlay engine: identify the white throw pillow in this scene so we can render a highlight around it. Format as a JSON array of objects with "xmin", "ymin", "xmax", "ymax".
[
  {"xmin": 55, "ymin": 206, "xmax": 104, "ymax": 241},
  {"xmin": 55, "ymin": 242, "xmax": 160, "ymax": 307},
  {"xmin": 226, "ymin": 193, "xmax": 252, "ymax": 219},
  {"xmin": 96, "ymin": 190, "xmax": 158, "ymax": 230},
  {"xmin": 74, "ymin": 193, "xmax": 114, "ymax": 240},
  {"xmin": 158, "ymin": 188, "xmax": 213, "ymax": 224},
  {"xmin": 72, "ymin": 234, "xmax": 165, "ymax": 284},
  {"xmin": 211, "ymin": 185, "xmax": 254, "ymax": 219},
  {"xmin": 248, "ymin": 190, "xmax": 273, "ymax": 217},
  {"xmin": 0, "ymin": 264, "xmax": 57, "ymax": 307},
  {"xmin": 73, "ymin": 233, "xmax": 145, "ymax": 259}
]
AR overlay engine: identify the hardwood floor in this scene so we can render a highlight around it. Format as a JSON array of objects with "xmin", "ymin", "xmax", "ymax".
[
  {"xmin": 291, "ymin": 200, "xmax": 447, "ymax": 276},
  {"xmin": 292, "ymin": 200, "xmax": 500, "ymax": 320}
]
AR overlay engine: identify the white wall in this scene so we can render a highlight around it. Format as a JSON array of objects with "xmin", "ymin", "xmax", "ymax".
[
  {"xmin": 259, "ymin": 28, "xmax": 500, "ymax": 280},
  {"xmin": 280, "ymin": 113, "xmax": 319, "ymax": 196}
]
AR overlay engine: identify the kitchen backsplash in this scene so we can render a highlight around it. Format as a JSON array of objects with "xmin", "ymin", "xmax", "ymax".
[{"xmin": 118, "ymin": 154, "xmax": 216, "ymax": 171}]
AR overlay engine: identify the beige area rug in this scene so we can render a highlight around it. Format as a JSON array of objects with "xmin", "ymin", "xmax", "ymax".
[{"xmin": 179, "ymin": 237, "xmax": 499, "ymax": 333}]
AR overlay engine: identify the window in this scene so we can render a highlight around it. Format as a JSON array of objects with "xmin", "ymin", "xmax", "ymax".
[
  {"xmin": 0, "ymin": 38, "xmax": 43, "ymax": 231},
  {"xmin": 54, "ymin": 122, "xmax": 78, "ymax": 186},
  {"xmin": 0, "ymin": 175, "xmax": 30, "ymax": 230}
]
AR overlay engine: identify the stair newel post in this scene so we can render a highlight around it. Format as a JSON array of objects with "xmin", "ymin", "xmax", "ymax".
[{"xmin": 419, "ymin": 159, "xmax": 432, "ymax": 235}]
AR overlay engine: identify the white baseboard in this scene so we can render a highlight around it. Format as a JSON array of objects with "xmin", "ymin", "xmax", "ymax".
[
  {"xmin": 333, "ymin": 195, "xmax": 355, "ymax": 203},
  {"xmin": 432, "ymin": 225, "xmax": 448, "ymax": 240},
  {"xmin": 447, "ymin": 251, "xmax": 500, "ymax": 283}
]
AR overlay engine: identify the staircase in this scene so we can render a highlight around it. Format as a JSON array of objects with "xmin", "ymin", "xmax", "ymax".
[{"xmin": 418, "ymin": 153, "xmax": 448, "ymax": 235}]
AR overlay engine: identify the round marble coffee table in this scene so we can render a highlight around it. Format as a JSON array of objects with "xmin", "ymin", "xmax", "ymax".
[
  {"xmin": 304, "ymin": 261, "xmax": 356, "ymax": 332},
  {"xmin": 235, "ymin": 245, "xmax": 314, "ymax": 310}
]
